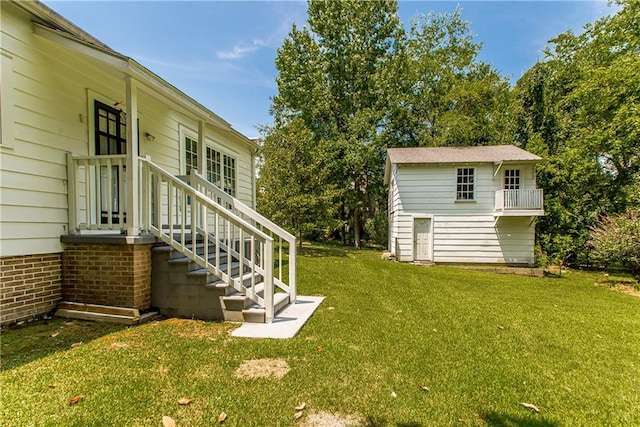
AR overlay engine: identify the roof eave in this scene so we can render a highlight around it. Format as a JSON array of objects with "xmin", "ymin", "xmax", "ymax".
[{"xmin": 31, "ymin": 21, "xmax": 258, "ymax": 150}]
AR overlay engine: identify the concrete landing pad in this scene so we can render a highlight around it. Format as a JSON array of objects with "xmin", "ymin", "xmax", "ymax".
[{"xmin": 231, "ymin": 295, "xmax": 324, "ymax": 339}]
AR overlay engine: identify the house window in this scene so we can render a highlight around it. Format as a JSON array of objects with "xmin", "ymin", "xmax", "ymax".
[
  {"xmin": 206, "ymin": 147, "xmax": 222, "ymax": 187},
  {"xmin": 223, "ymin": 155, "xmax": 236, "ymax": 197},
  {"xmin": 456, "ymin": 167, "xmax": 475, "ymax": 201},
  {"xmin": 206, "ymin": 147, "xmax": 236, "ymax": 197},
  {"xmin": 504, "ymin": 169, "xmax": 520, "ymax": 190},
  {"xmin": 95, "ymin": 101, "xmax": 126, "ymax": 155},
  {"xmin": 184, "ymin": 135, "xmax": 198, "ymax": 175}
]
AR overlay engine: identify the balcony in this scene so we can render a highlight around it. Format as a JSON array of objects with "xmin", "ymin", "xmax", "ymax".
[{"xmin": 494, "ymin": 189, "xmax": 544, "ymax": 217}]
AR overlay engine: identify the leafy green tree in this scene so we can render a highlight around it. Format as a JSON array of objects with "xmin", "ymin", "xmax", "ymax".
[
  {"xmin": 270, "ymin": 0, "xmax": 402, "ymax": 248},
  {"xmin": 257, "ymin": 119, "xmax": 340, "ymax": 247},
  {"xmin": 511, "ymin": 0, "xmax": 639, "ymax": 263},
  {"xmin": 266, "ymin": 1, "xmax": 516, "ymax": 248},
  {"xmin": 381, "ymin": 8, "xmax": 512, "ymax": 148}
]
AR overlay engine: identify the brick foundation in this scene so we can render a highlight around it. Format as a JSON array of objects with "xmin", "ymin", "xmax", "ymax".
[
  {"xmin": 62, "ymin": 241, "xmax": 153, "ymax": 310},
  {"xmin": 1, "ymin": 253, "xmax": 63, "ymax": 326}
]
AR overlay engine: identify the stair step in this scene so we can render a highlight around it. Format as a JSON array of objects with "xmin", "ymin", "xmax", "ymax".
[
  {"xmin": 241, "ymin": 293, "xmax": 291, "ymax": 323},
  {"xmin": 187, "ymin": 261, "xmax": 241, "ymax": 277}
]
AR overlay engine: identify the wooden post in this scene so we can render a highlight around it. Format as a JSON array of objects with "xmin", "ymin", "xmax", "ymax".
[
  {"xmin": 264, "ymin": 238, "xmax": 274, "ymax": 323},
  {"xmin": 197, "ymin": 120, "xmax": 206, "ymax": 231},
  {"xmin": 289, "ymin": 240, "xmax": 296, "ymax": 303},
  {"xmin": 66, "ymin": 152, "xmax": 78, "ymax": 234},
  {"xmin": 125, "ymin": 76, "xmax": 139, "ymax": 236}
]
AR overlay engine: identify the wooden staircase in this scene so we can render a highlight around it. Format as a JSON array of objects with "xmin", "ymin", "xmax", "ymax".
[{"xmin": 151, "ymin": 237, "xmax": 290, "ymax": 323}]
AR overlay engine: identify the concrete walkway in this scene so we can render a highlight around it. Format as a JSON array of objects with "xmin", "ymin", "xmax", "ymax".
[{"xmin": 231, "ymin": 295, "xmax": 324, "ymax": 339}]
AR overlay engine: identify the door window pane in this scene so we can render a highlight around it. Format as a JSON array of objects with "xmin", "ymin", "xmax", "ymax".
[{"xmin": 504, "ymin": 169, "xmax": 520, "ymax": 190}]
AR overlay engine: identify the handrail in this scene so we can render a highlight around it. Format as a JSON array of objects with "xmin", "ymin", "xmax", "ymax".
[
  {"xmin": 138, "ymin": 156, "xmax": 277, "ymax": 321},
  {"xmin": 495, "ymin": 188, "xmax": 543, "ymax": 211},
  {"xmin": 66, "ymin": 153, "xmax": 128, "ymax": 232},
  {"xmin": 188, "ymin": 171, "xmax": 297, "ymax": 303},
  {"xmin": 67, "ymin": 153, "xmax": 291, "ymax": 322}
]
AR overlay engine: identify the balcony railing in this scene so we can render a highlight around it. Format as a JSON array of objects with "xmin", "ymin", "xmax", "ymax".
[{"xmin": 495, "ymin": 189, "xmax": 544, "ymax": 212}]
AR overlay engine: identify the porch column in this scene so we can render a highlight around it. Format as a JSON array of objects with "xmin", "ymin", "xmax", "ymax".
[
  {"xmin": 125, "ymin": 76, "xmax": 140, "ymax": 236},
  {"xmin": 197, "ymin": 120, "xmax": 206, "ymax": 174}
]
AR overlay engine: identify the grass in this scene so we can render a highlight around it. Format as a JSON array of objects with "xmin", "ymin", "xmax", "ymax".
[{"xmin": 1, "ymin": 243, "xmax": 639, "ymax": 426}]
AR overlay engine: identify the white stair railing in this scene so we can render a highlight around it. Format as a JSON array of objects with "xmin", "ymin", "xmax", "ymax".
[
  {"xmin": 138, "ymin": 156, "xmax": 276, "ymax": 321},
  {"xmin": 186, "ymin": 171, "xmax": 297, "ymax": 303},
  {"xmin": 67, "ymin": 153, "xmax": 287, "ymax": 322}
]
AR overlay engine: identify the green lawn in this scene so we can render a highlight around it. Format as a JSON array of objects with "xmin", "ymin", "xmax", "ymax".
[{"xmin": 2, "ymin": 244, "xmax": 639, "ymax": 426}]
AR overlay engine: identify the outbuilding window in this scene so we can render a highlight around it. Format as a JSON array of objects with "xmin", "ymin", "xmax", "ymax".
[{"xmin": 456, "ymin": 167, "xmax": 475, "ymax": 201}]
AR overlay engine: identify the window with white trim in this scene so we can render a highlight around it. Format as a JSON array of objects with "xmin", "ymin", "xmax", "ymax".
[
  {"xmin": 456, "ymin": 167, "xmax": 475, "ymax": 201},
  {"xmin": 184, "ymin": 135, "xmax": 198, "ymax": 175},
  {"xmin": 504, "ymin": 169, "xmax": 520, "ymax": 190},
  {"xmin": 206, "ymin": 147, "xmax": 236, "ymax": 197}
]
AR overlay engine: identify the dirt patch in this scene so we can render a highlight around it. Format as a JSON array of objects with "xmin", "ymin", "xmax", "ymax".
[
  {"xmin": 162, "ymin": 318, "xmax": 232, "ymax": 339},
  {"xmin": 595, "ymin": 279, "xmax": 640, "ymax": 297},
  {"xmin": 235, "ymin": 358, "xmax": 290, "ymax": 380},
  {"xmin": 610, "ymin": 283, "xmax": 640, "ymax": 297},
  {"xmin": 301, "ymin": 411, "xmax": 366, "ymax": 427},
  {"xmin": 109, "ymin": 342, "xmax": 131, "ymax": 349}
]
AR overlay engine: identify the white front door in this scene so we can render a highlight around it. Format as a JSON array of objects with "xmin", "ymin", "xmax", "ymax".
[{"xmin": 414, "ymin": 218, "xmax": 431, "ymax": 261}]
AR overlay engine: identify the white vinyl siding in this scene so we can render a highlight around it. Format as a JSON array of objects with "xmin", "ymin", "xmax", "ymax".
[
  {"xmin": 432, "ymin": 215, "xmax": 535, "ymax": 264},
  {"xmin": 0, "ymin": 3, "xmax": 256, "ymax": 257},
  {"xmin": 390, "ymin": 162, "xmax": 538, "ymax": 264}
]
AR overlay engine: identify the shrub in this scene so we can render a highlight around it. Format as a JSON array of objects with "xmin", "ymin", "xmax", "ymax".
[{"xmin": 590, "ymin": 209, "xmax": 640, "ymax": 280}]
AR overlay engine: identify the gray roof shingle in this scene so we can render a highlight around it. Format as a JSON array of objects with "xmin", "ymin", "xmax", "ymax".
[{"xmin": 387, "ymin": 145, "xmax": 542, "ymax": 164}]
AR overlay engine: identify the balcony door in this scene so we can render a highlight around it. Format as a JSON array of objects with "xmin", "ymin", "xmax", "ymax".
[
  {"xmin": 504, "ymin": 169, "xmax": 520, "ymax": 208},
  {"xmin": 504, "ymin": 169, "xmax": 520, "ymax": 190},
  {"xmin": 95, "ymin": 100, "xmax": 126, "ymax": 224}
]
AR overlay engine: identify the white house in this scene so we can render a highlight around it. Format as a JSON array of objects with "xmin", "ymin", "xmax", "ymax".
[
  {"xmin": 384, "ymin": 145, "xmax": 544, "ymax": 265},
  {"xmin": 1, "ymin": 0, "xmax": 295, "ymax": 326}
]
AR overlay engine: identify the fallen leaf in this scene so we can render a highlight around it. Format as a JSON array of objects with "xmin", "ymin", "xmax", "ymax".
[
  {"xmin": 178, "ymin": 397, "xmax": 193, "ymax": 405},
  {"xmin": 316, "ymin": 346, "xmax": 323, "ymax": 352},
  {"xmin": 70, "ymin": 342, "xmax": 83, "ymax": 348},
  {"xmin": 162, "ymin": 415, "xmax": 176, "ymax": 427},
  {"xmin": 497, "ymin": 325, "xmax": 505, "ymax": 330},
  {"xmin": 295, "ymin": 402, "xmax": 306, "ymax": 411},
  {"xmin": 294, "ymin": 411, "xmax": 304, "ymax": 420},
  {"xmin": 68, "ymin": 395, "xmax": 84, "ymax": 405},
  {"xmin": 419, "ymin": 385, "xmax": 429, "ymax": 391},
  {"xmin": 218, "ymin": 411, "xmax": 227, "ymax": 423},
  {"xmin": 48, "ymin": 384, "xmax": 56, "ymax": 388},
  {"xmin": 521, "ymin": 402, "xmax": 540, "ymax": 413},
  {"xmin": 50, "ymin": 332, "xmax": 60, "ymax": 338}
]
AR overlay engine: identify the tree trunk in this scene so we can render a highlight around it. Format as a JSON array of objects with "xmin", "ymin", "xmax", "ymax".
[{"xmin": 354, "ymin": 205, "xmax": 361, "ymax": 249}]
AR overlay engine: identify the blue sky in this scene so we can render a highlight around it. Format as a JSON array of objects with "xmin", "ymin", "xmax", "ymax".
[{"xmin": 42, "ymin": 1, "xmax": 617, "ymax": 138}]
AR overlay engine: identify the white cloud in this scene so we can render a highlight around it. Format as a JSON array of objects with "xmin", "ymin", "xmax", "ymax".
[
  {"xmin": 216, "ymin": 42, "xmax": 260, "ymax": 60},
  {"xmin": 216, "ymin": 2, "xmax": 306, "ymax": 60}
]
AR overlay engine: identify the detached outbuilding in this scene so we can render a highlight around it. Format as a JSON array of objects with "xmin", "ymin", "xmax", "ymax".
[{"xmin": 384, "ymin": 145, "xmax": 544, "ymax": 265}]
